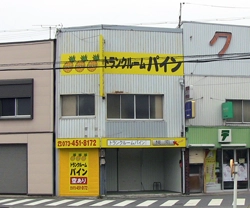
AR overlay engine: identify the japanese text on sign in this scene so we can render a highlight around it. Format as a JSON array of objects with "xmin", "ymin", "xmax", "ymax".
[
  {"xmin": 104, "ymin": 55, "xmax": 182, "ymax": 73},
  {"xmin": 61, "ymin": 52, "xmax": 184, "ymax": 76},
  {"xmin": 69, "ymin": 152, "xmax": 88, "ymax": 192},
  {"xmin": 107, "ymin": 140, "xmax": 151, "ymax": 146}
]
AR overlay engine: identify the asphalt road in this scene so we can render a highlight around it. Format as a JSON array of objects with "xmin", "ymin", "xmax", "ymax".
[{"xmin": 0, "ymin": 192, "xmax": 250, "ymax": 208}]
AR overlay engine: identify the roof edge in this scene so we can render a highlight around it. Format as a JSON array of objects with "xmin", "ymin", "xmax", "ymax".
[{"xmin": 59, "ymin": 24, "xmax": 182, "ymax": 33}]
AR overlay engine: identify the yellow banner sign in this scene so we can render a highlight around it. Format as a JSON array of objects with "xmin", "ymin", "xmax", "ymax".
[
  {"xmin": 69, "ymin": 152, "xmax": 88, "ymax": 192},
  {"xmin": 102, "ymin": 138, "xmax": 186, "ymax": 148},
  {"xmin": 56, "ymin": 138, "xmax": 186, "ymax": 148},
  {"xmin": 61, "ymin": 52, "xmax": 183, "ymax": 76}
]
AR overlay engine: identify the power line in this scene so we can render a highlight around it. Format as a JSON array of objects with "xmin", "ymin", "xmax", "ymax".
[
  {"xmin": 184, "ymin": 2, "xmax": 250, "ymax": 9},
  {"xmin": 0, "ymin": 53, "xmax": 250, "ymax": 71}
]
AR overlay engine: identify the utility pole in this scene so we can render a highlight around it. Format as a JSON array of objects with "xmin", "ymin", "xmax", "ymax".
[
  {"xmin": 230, "ymin": 159, "xmax": 238, "ymax": 208},
  {"xmin": 178, "ymin": 2, "xmax": 185, "ymax": 28}
]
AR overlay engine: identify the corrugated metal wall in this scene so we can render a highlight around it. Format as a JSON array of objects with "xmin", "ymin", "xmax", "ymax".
[
  {"xmin": 182, "ymin": 22, "xmax": 250, "ymax": 76},
  {"xmin": 105, "ymin": 75, "xmax": 182, "ymax": 137},
  {"xmin": 56, "ymin": 26, "xmax": 183, "ymax": 138},
  {"xmin": 185, "ymin": 76, "xmax": 250, "ymax": 126}
]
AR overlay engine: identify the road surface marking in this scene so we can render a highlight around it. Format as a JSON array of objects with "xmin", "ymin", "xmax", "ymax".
[
  {"xmin": 25, "ymin": 199, "xmax": 54, "ymax": 205},
  {"xmin": 45, "ymin": 199, "xmax": 74, "ymax": 206},
  {"xmin": 232, "ymin": 198, "xmax": 245, "ymax": 205},
  {"xmin": 4, "ymin": 199, "xmax": 34, "ymax": 205},
  {"xmin": 160, "ymin": 200, "xmax": 179, "ymax": 206},
  {"xmin": 208, "ymin": 199, "xmax": 223, "ymax": 206},
  {"xmin": 184, "ymin": 199, "xmax": 200, "ymax": 206},
  {"xmin": 136, "ymin": 200, "xmax": 157, "ymax": 206},
  {"xmin": 0, "ymin": 199, "xmax": 15, "ymax": 203},
  {"xmin": 113, "ymin": 200, "xmax": 136, "ymax": 206},
  {"xmin": 68, "ymin": 199, "xmax": 94, "ymax": 206},
  {"xmin": 90, "ymin": 200, "xmax": 114, "ymax": 206}
]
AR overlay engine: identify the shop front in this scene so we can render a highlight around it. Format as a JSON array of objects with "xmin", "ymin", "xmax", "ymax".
[
  {"xmin": 186, "ymin": 127, "xmax": 250, "ymax": 193},
  {"xmin": 56, "ymin": 137, "xmax": 186, "ymax": 196},
  {"xmin": 103, "ymin": 138, "xmax": 186, "ymax": 194}
]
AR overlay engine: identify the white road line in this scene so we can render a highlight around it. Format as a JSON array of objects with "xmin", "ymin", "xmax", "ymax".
[
  {"xmin": 45, "ymin": 199, "xmax": 74, "ymax": 206},
  {"xmin": 90, "ymin": 200, "xmax": 114, "ymax": 206},
  {"xmin": 0, "ymin": 199, "xmax": 15, "ymax": 203},
  {"xmin": 160, "ymin": 200, "xmax": 179, "ymax": 206},
  {"xmin": 232, "ymin": 198, "xmax": 245, "ymax": 206},
  {"xmin": 113, "ymin": 200, "xmax": 136, "ymax": 206},
  {"xmin": 136, "ymin": 200, "xmax": 157, "ymax": 207},
  {"xmin": 4, "ymin": 199, "xmax": 35, "ymax": 205},
  {"xmin": 208, "ymin": 199, "xmax": 223, "ymax": 206},
  {"xmin": 184, "ymin": 199, "xmax": 200, "ymax": 206},
  {"xmin": 25, "ymin": 199, "xmax": 54, "ymax": 205},
  {"xmin": 68, "ymin": 199, "xmax": 94, "ymax": 206}
]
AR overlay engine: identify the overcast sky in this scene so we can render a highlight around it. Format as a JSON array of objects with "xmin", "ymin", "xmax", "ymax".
[{"xmin": 1, "ymin": 0, "xmax": 250, "ymax": 42}]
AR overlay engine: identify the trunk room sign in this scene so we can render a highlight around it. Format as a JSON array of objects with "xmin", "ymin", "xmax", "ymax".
[{"xmin": 60, "ymin": 52, "xmax": 184, "ymax": 76}]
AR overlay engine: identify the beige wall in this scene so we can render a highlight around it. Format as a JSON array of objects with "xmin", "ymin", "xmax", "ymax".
[
  {"xmin": 0, "ymin": 41, "xmax": 53, "ymax": 70},
  {"xmin": 0, "ymin": 41, "xmax": 54, "ymax": 133},
  {"xmin": 0, "ymin": 133, "xmax": 53, "ymax": 195},
  {"xmin": 28, "ymin": 133, "xmax": 53, "ymax": 195}
]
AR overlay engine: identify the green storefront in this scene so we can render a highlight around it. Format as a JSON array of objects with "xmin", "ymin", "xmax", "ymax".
[{"xmin": 186, "ymin": 126, "xmax": 250, "ymax": 193}]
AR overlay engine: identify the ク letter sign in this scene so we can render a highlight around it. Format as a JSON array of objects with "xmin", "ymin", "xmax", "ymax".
[{"xmin": 210, "ymin": 32, "xmax": 232, "ymax": 56}]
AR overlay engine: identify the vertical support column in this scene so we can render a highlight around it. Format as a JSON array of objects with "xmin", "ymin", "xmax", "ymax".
[
  {"xmin": 99, "ymin": 35, "xmax": 105, "ymax": 98},
  {"xmin": 184, "ymin": 148, "xmax": 190, "ymax": 195},
  {"xmin": 100, "ymin": 149, "xmax": 106, "ymax": 196}
]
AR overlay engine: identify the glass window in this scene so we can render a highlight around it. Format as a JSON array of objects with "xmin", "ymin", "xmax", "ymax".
[
  {"xmin": 0, "ymin": 98, "xmax": 31, "ymax": 117},
  {"xmin": 107, "ymin": 94, "xmax": 163, "ymax": 119},
  {"xmin": 62, "ymin": 95, "xmax": 77, "ymax": 116},
  {"xmin": 17, "ymin": 98, "xmax": 31, "ymax": 115},
  {"xmin": 61, "ymin": 94, "xmax": 95, "ymax": 116},
  {"xmin": 121, "ymin": 95, "xmax": 134, "ymax": 119},
  {"xmin": 107, "ymin": 94, "xmax": 120, "ymax": 118},
  {"xmin": 136, "ymin": 95, "xmax": 149, "ymax": 119},
  {"xmin": 150, "ymin": 95, "xmax": 163, "ymax": 119},
  {"xmin": 226, "ymin": 100, "xmax": 250, "ymax": 123},
  {"xmin": 1, "ymin": 98, "xmax": 15, "ymax": 116},
  {"xmin": 79, "ymin": 95, "xmax": 95, "ymax": 115},
  {"xmin": 243, "ymin": 100, "xmax": 250, "ymax": 122}
]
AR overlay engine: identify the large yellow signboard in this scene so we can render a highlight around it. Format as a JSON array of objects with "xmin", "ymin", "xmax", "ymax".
[
  {"xmin": 59, "ymin": 149, "xmax": 99, "ymax": 196},
  {"xmin": 61, "ymin": 52, "xmax": 184, "ymax": 76}
]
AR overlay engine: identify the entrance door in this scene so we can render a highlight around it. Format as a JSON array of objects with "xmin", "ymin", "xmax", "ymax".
[
  {"xmin": 223, "ymin": 149, "xmax": 248, "ymax": 189},
  {"xmin": 189, "ymin": 164, "xmax": 203, "ymax": 193}
]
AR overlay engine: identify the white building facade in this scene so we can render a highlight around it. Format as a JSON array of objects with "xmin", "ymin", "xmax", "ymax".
[
  {"xmin": 182, "ymin": 22, "xmax": 250, "ymax": 193},
  {"xmin": 55, "ymin": 25, "xmax": 186, "ymax": 196}
]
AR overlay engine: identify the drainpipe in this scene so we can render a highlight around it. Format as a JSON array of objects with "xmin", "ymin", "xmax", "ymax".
[{"xmin": 179, "ymin": 77, "xmax": 186, "ymax": 194}]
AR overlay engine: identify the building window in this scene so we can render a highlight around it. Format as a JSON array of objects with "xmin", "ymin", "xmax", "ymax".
[
  {"xmin": 0, "ymin": 98, "xmax": 31, "ymax": 117},
  {"xmin": 0, "ymin": 79, "xmax": 33, "ymax": 120},
  {"xmin": 226, "ymin": 100, "xmax": 250, "ymax": 123},
  {"xmin": 61, "ymin": 94, "xmax": 95, "ymax": 116},
  {"xmin": 107, "ymin": 94, "xmax": 163, "ymax": 119}
]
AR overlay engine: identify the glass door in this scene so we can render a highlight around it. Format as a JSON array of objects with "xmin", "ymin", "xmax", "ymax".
[{"xmin": 222, "ymin": 149, "xmax": 248, "ymax": 190}]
